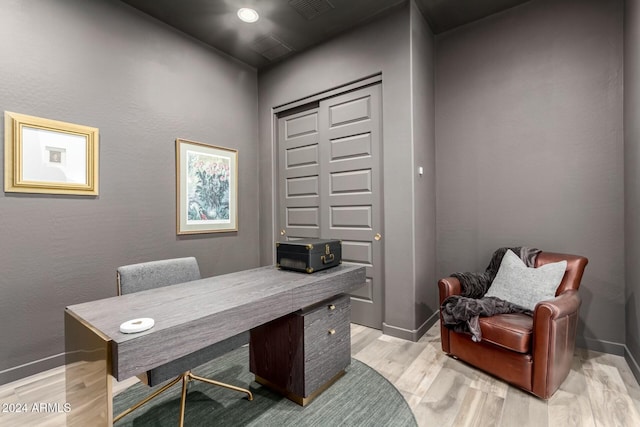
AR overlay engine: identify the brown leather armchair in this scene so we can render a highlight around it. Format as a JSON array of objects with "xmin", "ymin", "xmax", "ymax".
[{"xmin": 439, "ymin": 251, "xmax": 588, "ymax": 399}]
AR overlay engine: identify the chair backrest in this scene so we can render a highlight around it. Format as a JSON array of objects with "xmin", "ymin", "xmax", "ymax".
[
  {"xmin": 117, "ymin": 257, "xmax": 201, "ymax": 295},
  {"xmin": 535, "ymin": 251, "xmax": 588, "ymax": 295}
]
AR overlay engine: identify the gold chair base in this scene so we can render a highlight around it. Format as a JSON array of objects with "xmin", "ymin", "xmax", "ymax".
[{"xmin": 114, "ymin": 370, "xmax": 253, "ymax": 427}]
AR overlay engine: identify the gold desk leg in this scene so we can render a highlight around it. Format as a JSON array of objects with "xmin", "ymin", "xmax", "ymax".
[{"xmin": 65, "ymin": 310, "xmax": 112, "ymax": 426}]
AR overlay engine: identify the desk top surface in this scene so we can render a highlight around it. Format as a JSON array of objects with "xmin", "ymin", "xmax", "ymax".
[{"xmin": 66, "ymin": 264, "xmax": 365, "ymax": 379}]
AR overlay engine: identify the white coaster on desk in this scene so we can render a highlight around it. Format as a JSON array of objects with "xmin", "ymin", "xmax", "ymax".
[{"xmin": 120, "ymin": 318, "xmax": 155, "ymax": 334}]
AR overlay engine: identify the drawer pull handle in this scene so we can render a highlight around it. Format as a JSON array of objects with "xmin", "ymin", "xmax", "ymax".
[
  {"xmin": 328, "ymin": 329, "xmax": 336, "ymax": 335},
  {"xmin": 328, "ymin": 304, "xmax": 336, "ymax": 310}
]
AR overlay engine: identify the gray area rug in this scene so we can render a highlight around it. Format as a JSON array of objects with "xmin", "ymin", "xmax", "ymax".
[{"xmin": 113, "ymin": 346, "xmax": 417, "ymax": 426}]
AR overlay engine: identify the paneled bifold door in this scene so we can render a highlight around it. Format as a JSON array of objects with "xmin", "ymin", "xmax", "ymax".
[{"xmin": 277, "ymin": 84, "xmax": 383, "ymax": 329}]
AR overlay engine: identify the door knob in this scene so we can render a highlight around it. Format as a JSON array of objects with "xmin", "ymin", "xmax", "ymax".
[
  {"xmin": 280, "ymin": 229, "xmax": 286, "ymax": 236},
  {"xmin": 374, "ymin": 233, "xmax": 382, "ymax": 241}
]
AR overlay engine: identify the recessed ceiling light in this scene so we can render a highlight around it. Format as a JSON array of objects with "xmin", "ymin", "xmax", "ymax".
[{"xmin": 237, "ymin": 8, "xmax": 259, "ymax": 23}]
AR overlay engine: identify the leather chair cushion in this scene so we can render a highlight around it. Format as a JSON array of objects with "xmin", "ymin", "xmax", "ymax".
[{"xmin": 479, "ymin": 313, "xmax": 533, "ymax": 353}]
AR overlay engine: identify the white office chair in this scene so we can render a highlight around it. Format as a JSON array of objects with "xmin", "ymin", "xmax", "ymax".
[{"xmin": 114, "ymin": 257, "xmax": 252, "ymax": 426}]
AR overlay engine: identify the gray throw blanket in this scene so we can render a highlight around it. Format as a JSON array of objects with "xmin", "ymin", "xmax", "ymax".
[{"xmin": 441, "ymin": 247, "xmax": 541, "ymax": 342}]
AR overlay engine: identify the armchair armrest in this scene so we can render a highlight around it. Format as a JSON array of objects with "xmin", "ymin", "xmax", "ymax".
[
  {"xmin": 438, "ymin": 277, "xmax": 462, "ymax": 305},
  {"xmin": 534, "ymin": 290, "xmax": 581, "ymax": 320},
  {"xmin": 531, "ymin": 290, "xmax": 582, "ymax": 398}
]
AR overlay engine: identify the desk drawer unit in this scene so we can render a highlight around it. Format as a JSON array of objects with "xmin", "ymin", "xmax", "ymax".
[{"xmin": 249, "ymin": 294, "xmax": 351, "ymax": 405}]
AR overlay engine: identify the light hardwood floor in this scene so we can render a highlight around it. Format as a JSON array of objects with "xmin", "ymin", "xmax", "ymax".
[
  {"xmin": 1, "ymin": 322, "xmax": 639, "ymax": 426},
  {"xmin": 351, "ymin": 323, "xmax": 640, "ymax": 427}
]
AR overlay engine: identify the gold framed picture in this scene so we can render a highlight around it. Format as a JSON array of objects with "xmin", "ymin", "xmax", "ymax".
[
  {"xmin": 176, "ymin": 138, "xmax": 238, "ymax": 234},
  {"xmin": 4, "ymin": 111, "xmax": 99, "ymax": 196}
]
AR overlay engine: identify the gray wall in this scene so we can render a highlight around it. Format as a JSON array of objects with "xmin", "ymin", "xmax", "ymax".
[
  {"xmin": 411, "ymin": 2, "xmax": 438, "ymax": 332},
  {"xmin": 0, "ymin": 0, "xmax": 259, "ymax": 384},
  {"xmin": 435, "ymin": 0, "xmax": 624, "ymax": 351},
  {"xmin": 258, "ymin": 3, "xmax": 438, "ymax": 339},
  {"xmin": 625, "ymin": 0, "xmax": 640, "ymax": 378},
  {"xmin": 2, "ymin": 0, "xmax": 633, "ymax": 386}
]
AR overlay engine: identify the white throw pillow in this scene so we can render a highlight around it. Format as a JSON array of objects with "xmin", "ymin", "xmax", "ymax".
[{"xmin": 484, "ymin": 250, "xmax": 567, "ymax": 310}]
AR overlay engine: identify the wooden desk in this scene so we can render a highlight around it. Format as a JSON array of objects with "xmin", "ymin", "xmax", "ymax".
[{"xmin": 64, "ymin": 264, "xmax": 365, "ymax": 426}]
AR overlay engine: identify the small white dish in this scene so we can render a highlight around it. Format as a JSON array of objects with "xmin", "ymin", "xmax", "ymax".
[{"xmin": 120, "ymin": 318, "xmax": 155, "ymax": 334}]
